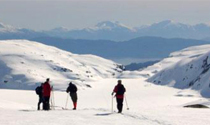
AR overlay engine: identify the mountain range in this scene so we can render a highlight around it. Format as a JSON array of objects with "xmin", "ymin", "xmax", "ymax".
[{"xmin": 1, "ymin": 20, "xmax": 210, "ymax": 41}]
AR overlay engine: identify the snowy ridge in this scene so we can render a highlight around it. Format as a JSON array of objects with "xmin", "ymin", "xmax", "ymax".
[
  {"xmin": 145, "ymin": 44, "xmax": 210, "ymax": 97},
  {"xmin": 0, "ymin": 40, "xmax": 123, "ymax": 90}
]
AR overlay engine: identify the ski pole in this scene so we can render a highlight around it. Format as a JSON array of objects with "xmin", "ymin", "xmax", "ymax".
[
  {"xmin": 50, "ymin": 95, "xmax": 54, "ymax": 110},
  {"xmin": 111, "ymin": 95, "xmax": 114, "ymax": 113},
  {"xmin": 65, "ymin": 93, "xmax": 69, "ymax": 109},
  {"xmin": 52, "ymin": 88, "xmax": 55, "ymax": 108},
  {"xmin": 125, "ymin": 95, "xmax": 129, "ymax": 110},
  {"xmin": 50, "ymin": 86, "xmax": 55, "ymax": 110}
]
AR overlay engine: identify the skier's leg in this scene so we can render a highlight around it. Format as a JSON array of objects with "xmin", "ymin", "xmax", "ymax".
[
  {"xmin": 74, "ymin": 93, "xmax": 78, "ymax": 109},
  {"xmin": 37, "ymin": 96, "xmax": 42, "ymax": 110},
  {"xmin": 71, "ymin": 93, "xmax": 77, "ymax": 110},
  {"xmin": 119, "ymin": 98, "xmax": 124, "ymax": 113},
  {"xmin": 117, "ymin": 98, "xmax": 123, "ymax": 113},
  {"xmin": 46, "ymin": 97, "xmax": 50, "ymax": 110},
  {"xmin": 43, "ymin": 97, "xmax": 47, "ymax": 110},
  {"xmin": 117, "ymin": 98, "xmax": 120, "ymax": 113}
]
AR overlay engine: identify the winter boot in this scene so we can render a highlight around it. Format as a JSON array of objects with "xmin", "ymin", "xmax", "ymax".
[{"xmin": 73, "ymin": 102, "xmax": 77, "ymax": 110}]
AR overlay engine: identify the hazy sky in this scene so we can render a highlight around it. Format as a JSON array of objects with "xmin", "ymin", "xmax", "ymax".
[{"xmin": 0, "ymin": 0, "xmax": 210, "ymax": 30}]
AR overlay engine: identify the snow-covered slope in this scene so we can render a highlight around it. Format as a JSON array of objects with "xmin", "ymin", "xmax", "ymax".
[
  {"xmin": 145, "ymin": 44, "xmax": 210, "ymax": 97},
  {"xmin": 1, "ymin": 41, "xmax": 210, "ymax": 125},
  {"xmin": 0, "ymin": 40, "xmax": 123, "ymax": 90}
]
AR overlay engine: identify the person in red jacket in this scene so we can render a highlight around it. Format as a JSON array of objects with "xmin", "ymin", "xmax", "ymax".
[
  {"xmin": 42, "ymin": 78, "xmax": 51, "ymax": 110},
  {"xmin": 112, "ymin": 80, "xmax": 126, "ymax": 113}
]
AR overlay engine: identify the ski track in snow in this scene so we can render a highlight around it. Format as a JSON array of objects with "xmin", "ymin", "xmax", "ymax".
[
  {"xmin": 84, "ymin": 108, "xmax": 170, "ymax": 125},
  {"xmin": 8, "ymin": 108, "xmax": 170, "ymax": 125},
  {"xmin": 0, "ymin": 109, "xmax": 165, "ymax": 125}
]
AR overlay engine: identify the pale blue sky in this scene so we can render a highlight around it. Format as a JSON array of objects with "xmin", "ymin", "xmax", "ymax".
[{"xmin": 0, "ymin": 0, "xmax": 209, "ymax": 30}]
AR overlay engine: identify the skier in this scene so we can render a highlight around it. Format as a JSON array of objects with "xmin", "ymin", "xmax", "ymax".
[
  {"xmin": 66, "ymin": 82, "xmax": 78, "ymax": 110},
  {"xmin": 112, "ymin": 80, "xmax": 126, "ymax": 113},
  {"xmin": 35, "ymin": 83, "xmax": 43, "ymax": 110},
  {"xmin": 42, "ymin": 78, "xmax": 51, "ymax": 110}
]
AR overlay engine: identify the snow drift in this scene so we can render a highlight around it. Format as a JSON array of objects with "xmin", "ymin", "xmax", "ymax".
[
  {"xmin": 0, "ymin": 40, "xmax": 123, "ymax": 90},
  {"xmin": 146, "ymin": 44, "xmax": 210, "ymax": 97}
]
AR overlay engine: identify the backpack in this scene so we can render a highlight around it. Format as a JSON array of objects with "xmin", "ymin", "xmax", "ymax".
[
  {"xmin": 116, "ymin": 85, "xmax": 125, "ymax": 95},
  {"xmin": 35, "ymin": 86, "xmax": 42, "ymax": 95}
]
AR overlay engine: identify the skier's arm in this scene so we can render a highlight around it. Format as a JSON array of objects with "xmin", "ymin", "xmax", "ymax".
[
  {"xmin": 112, "ymin": 86, "xmax": 117, "ymax": 95},
  {"xmin": 66, "ymin": 87, "xmax": 70, "ymax": 93}
]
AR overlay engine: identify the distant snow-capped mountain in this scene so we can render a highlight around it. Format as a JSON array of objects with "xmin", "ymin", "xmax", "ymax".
[
  {"xmin": 0, "ymin": 22, "xmax": 47, "ymax": 39},
  {"xmin": 143, "ymin": 44, "xmax": 210, "ymax": 97},
  {"xmin": 44, "ymin": 20, "xmax": 210, "ymax": 41},
  {"xmin": 0, "ymin": 22, "xmax": 17, "ymax": 33},
  {"xmin": 44, "ymin": 21, "xmax": 136, "ymax": 41},
  {"xmin": 91, "ymin": 21, "xmax": 135, "ymax": 31},
  {"xmin": 0, "ymin": 40, "xmax": 124, "ymax": 90},
  {"xmin": 1, "ymin": 20, "xmax": 210, "ymax": 41},
  {"xmin": 137, "ymin": 20, "xmax": 210, "ymax": 39}
]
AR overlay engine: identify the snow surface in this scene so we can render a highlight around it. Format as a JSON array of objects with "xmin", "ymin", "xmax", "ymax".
[
  {"xmin": 0, "ymin": 40, "xmax": 123, "ymax": 90},
  {"xmin": 1, "ymin": 78, "xmax": 210, "ymax": 125}
]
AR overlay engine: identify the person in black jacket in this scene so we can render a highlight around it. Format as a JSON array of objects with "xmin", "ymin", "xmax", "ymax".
[
  {"xmin": 66, "ymin": 82, "xmax": 78, "ymax": 110},
  {"xmin": 35, "ymin": 83, "xmax": 43, "ymax": 110}
]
